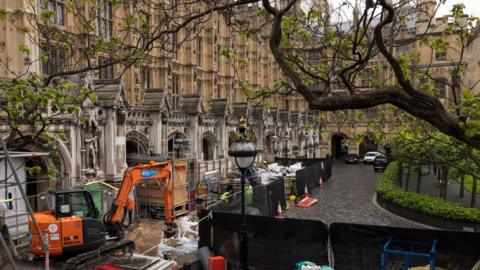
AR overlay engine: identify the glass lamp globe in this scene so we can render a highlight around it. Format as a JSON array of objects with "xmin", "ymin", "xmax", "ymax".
[{"xmin": 228, "ymin": 141, "xmax": 257, "ymax": 169}]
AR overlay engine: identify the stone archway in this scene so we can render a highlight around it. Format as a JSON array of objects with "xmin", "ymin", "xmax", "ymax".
[
  {"xmin": 12, "ymin": 134, "xmax": 72, "ymax": 210},
  {"xmin": 126, "ymin": 130, "xmax": 149, "ymax": 155},
  {"xmin": 202, "ymin": 131, "xmax": 216, "ymax": 161},
  {"xmin": 167, "ymin": 131, "xmax": 187, "ymax": 158},
  {"xmin": 331, "ymin": 133, "xmax": 348, "ymax": 159}
]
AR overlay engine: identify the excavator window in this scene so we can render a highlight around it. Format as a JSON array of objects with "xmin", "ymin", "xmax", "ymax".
[{"xmin": 55, "ymin": 191, "xmax": 98, "ymax": 219}]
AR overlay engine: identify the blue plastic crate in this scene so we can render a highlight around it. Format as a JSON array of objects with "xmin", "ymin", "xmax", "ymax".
[{"xmin": 380, "ymin": 237, "xmax": 437, "ymax": 270}]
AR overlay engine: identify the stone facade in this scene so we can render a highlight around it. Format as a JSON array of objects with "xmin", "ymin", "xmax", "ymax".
[
  {"xmin": 0, "ymin": 0, "xmax": 318, "ymax": 195},
  {"xmin": 0, "ymin": 0, "xmax": 472, "ymax": 196}
]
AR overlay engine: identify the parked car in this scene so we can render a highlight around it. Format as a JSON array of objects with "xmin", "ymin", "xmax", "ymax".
[
  {"xmin": 344, "ymin": 154, "xmax": 359, "ymax": 164},
  {"xmin": 373, "ymin": 155, "xmax": 389, "ymax": 172},
  {"xmin": 363, "ymin": 151, "xmax": 382, "ymax": 164}
]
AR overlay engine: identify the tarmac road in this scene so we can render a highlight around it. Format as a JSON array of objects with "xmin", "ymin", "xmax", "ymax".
[{"xmin": 285, "ymin": 161, "xmax": 425, "ymax": 228}]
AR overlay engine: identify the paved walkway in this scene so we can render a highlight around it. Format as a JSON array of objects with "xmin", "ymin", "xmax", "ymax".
[
  {"xmin": 400, "ymin": 168, "xmax": 480, "ymax": 208},
  {"xmin": 285, "ymin": 162, "xmax": 423, "ymax": 228}
]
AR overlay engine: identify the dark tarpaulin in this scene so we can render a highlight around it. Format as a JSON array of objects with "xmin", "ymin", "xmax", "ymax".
[
  {"xmin": 296, "ymin": 163, "xmax": 323, "ymax": 197},
  {"xmin": 330, "ymin": 223, "xmax": 480, "ymax": 270},
  {"xmin": 200, "ymin": 212, "xmax": 329, "ymax": 270}
]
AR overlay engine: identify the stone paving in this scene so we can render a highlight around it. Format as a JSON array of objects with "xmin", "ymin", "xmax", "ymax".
[{"xmin": 285, "ymin": 161, "xmax": 423, "ymax": 228}]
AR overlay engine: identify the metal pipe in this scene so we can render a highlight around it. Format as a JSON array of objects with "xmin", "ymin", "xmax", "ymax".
[
  {"xmin": 240, "ymin": 169, "xmax": 247, "ymax": 270},
  {"xmin": 0, "ymin": 152, "xmax": 50, "ymax": 159},
  {"xmin": 0, "ymin": 137, "xmax": 48, "ymax": 256},
  {"xmin": 0, "ymin": 227, "xmax": 17, "ymax": 270}
]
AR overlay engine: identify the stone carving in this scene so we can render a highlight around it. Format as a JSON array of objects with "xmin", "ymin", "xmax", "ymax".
[{"xmin": 85, "ymin": 118, "xmax": 100, "ymax": 170}]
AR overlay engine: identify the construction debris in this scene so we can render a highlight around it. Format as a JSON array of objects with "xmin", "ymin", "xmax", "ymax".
[{"xmin": 157, "ymin": 216, "xmax": 198, "ymax": 259}]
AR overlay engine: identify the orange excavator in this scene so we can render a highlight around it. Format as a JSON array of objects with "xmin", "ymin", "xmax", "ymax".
[{"xmin": 28, "ymin": 161, "xmax": 176, "ymax": 268}]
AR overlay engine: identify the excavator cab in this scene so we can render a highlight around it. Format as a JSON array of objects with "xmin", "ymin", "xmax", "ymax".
[
  {"xmin": 29, "ymin": 189, "xmax": 106, "ymax": 257},
  {"xmin": 54, "ymin": 189, "xmax": 99, "ymax": 219}
]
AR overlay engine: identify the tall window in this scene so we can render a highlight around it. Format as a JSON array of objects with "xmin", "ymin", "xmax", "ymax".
[
  {"xmin": 98, "ymin": 58, "xmax": 114, "ymax": 79},
  {"xmin": 361, "ymin": 68, "xmax": 375, "ymax": 87},
  {"xmin": 40, "ymin": 0, "xmax": 64, "ymax": 25},
  {"xmin": 172, "ymin": 74, "xmax": 180, "ymax": 110},
  {"xmin": 140, "ymin": 68, "xmax": 151, "ymax": 90},
  {"xmin": 172, "ymin": 32, "xmax": 178, "ymax": 59},
  {"xmin": 197, "ymin": 80, "xmax": 202, "ymax": 94},
  {"xmin": 140, "ymin": 11, "xmax": 151, "ymax": 48},
  {"xmin": 40, "ymin": 48, "xmax": 65, "ymax": 76},
  {"xmin": 309, "ymin": 51, "xmax": 320, "ymax": 66},
  {"xmin": 435, "ymin": 49, "xmax": 447, "ymax": 62},
  {"xmin": 197, "ymin": 37, "xmax": 203, "ymax": 66},
  {"xmin": 434, "ymin": 78, "xmax": 447, "ymax": 98},
  {"xmin": 98, "ymin": 0, "xmax": 113, "ymax": 38}
]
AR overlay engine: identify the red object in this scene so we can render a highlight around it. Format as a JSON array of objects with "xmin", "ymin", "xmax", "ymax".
[
  {"xmin": 296, "ymin": 197, "xmax": 318, "ymax": 208},
  {"xmin": 91, "ymin": 263, "xmax": 123, "ymax": 270},
  {"xmin": 208, "ymin": 256, "xmax": 226, "ymax": 270}
]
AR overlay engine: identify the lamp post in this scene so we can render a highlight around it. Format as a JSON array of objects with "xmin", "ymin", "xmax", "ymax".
[
  {"xmin": 285, "ymin": 132, "xmax": 289, "ymax": 159},
  {"xmin": 313, "ymin": 132, "xmax": 317, "ymax": 159},
  {"xmin": 228, "ymin": 117, "xmax": 257, "ymax": 270}
]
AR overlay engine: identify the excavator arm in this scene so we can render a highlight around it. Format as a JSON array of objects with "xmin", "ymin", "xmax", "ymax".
[{"xmin": 104, "ymin": 161, "xmax": 174, "ymax": 237}]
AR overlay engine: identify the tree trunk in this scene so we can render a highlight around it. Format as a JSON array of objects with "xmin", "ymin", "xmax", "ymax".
[
  {"xmin": 442, "ymin": 167, "xmax": 449, "ymax": 200},
  {"xmin": 460, "ymin": 174, "xmax": 465, "ymax": 199},
  {"xmin": 397, "ymin": 165, "xmax": 403, "ymax": 187},
  {"xmin": 471, "ymin": 177, "xmax": 477, "ymax": 208},
  {"xmin": 416, "ymin": 170, "xmax": 422, "ymax": 193},
  {"xmin": 405, "ymin": 165, "xmax": 411, "ymax": 192}
]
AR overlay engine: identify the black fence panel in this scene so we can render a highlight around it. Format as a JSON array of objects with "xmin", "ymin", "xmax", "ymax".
[
  {"xmin": 275, "ymin": 158, "xmax": 332, "ymax": 181},
  {"xmin": 330, "ymin": 223, "xmax": 480, "ymax": 270},
  {"xmin": 199, "ymin": 212, "xmax": 329, "ymax": 270},
  {"xmin": 208, "ymin": 178, "xmax": 286, "ymax": 217}
]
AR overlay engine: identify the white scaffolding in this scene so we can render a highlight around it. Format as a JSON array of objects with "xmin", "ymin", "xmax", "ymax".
[{"xmin": 0, "ymin": 137, "xmax": 50, "ymax": 270}]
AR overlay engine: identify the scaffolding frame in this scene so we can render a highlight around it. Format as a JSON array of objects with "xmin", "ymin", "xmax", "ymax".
[{"xmin": 0, "ymin": 137, "xmax": 50, "ymax": 270}]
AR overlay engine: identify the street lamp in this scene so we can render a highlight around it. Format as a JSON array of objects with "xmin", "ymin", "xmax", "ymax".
[
  {"xmin": 285, "ymin": 132, "xmax": 290, "ymax": 159},
  {"xmin": 313, "ymin": 132, "xmax": 317, "ymax": 159},
  {"xmin": 228, "ymin": 117, "xmax": 257, "ymax": 270}
]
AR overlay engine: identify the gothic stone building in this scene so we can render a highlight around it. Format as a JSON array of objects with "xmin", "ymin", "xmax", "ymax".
[
  {"xmin": 0, "ymin": 0, "xmax": 468, "ymax": 203},
  {"xmin": 0, "ymin": 0, "xmax": 320, "ymax": 202}
]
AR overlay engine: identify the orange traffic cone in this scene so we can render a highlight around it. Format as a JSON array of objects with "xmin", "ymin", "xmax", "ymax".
[
  {"xmin": 275, "ymin": 201, "xmax": 285, "ymax": 219},
  {"xmin": 303, "ymin": 185, "xmax": 309, "ymax": 198},
  {"xmin": 319, "ymin": 176, "xmax": 324, "ymax": 189}
]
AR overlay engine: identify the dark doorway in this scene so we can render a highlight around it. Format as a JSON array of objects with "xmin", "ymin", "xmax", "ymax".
[
  {"xmin": 265, "ymin": 135, "xmax": 272, "ymax": 153},
  {"xmin": 126, "ymin": 140, "xmax": 141, "ymax": 155},
  {"xmin": 25, "ymin": 158, "xmax": 48, "ymax": 211},
  {"xmin": 331, "ymin": 134, "xmax": 347, "ymax": 159},
  {"xmin": 203, "ymin": 138, "xmax": 214, "ymax": 161}
]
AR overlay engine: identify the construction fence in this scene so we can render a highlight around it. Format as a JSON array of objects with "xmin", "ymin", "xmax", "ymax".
[
  {"xmin": 199, "ymin": 212, "xmax": 480, "ymax": 270},
  {"xmin": 208, "ymin": 160, "xmax": 331, "ymax": 217}
]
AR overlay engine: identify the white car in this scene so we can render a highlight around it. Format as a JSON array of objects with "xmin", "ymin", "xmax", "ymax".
[{"xmin": 363, "ymin": 151, "xmax": 382, "ymax": 164}]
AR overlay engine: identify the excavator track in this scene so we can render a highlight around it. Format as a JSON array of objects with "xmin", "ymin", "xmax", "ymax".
[{"xmin": 64, "ymin": 239, "xmax": 135, "ymax": 270}]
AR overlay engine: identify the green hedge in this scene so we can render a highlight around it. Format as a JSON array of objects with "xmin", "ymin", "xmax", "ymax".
[{"xmin": 375, "ymin": 161, "xmax": 480, "ymax": 223}]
